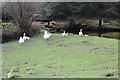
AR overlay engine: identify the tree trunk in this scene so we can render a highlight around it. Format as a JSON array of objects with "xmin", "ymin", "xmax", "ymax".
[
  {"xmin": 98, "ymin": 19, "xmax": 103, "ymax": 27},
  {"xmin": 48, "ymin": 21, "xmax": 50, "ymax": 27},
  {"xmin": 109, "ymin": 20, "xmax": 112, "ymax": 25},
  {"xmin": 69, "ymin": 19, "xmax": 75, "ymax": 28}
]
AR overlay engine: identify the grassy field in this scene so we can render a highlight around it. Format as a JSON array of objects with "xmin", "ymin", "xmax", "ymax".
[
  {"xmin": 2, "ymin": 33, "xmax": 118, "ymax": 78},
  {"xmin": 54, "ymin": 19, "xmax": 120, "ymax": 29}
]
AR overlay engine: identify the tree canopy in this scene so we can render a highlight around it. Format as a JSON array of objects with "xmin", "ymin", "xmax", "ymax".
[{"xmin": 2, "ymin": 2, "xmax": 120, "ymax": 33}]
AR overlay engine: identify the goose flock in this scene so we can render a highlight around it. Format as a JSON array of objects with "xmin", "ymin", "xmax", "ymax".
[
  {"xmin": 19, "ymin": 29, "xmax": 87, "ymax": 44},
  {"xmin": 18, "ymin": 33, "xmax": 30, "ymax": 44},
  {"xmin": 19, "ymin": 37, "xmax": 24, "ymax": 44},
  {"xmin": 23, "ymin": 33, "xmax": 30, "ymax": 40}
]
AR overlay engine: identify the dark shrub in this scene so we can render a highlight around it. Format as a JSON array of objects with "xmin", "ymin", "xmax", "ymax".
[
  {"xmin": 2, "ymin": 26, "xmax": 22, "ymax": 43},
  {"xmin": 2, "ymin": 24, "xmax": 41, "ymax": 43}
]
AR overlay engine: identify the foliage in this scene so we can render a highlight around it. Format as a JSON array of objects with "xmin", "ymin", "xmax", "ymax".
[
  {"xmin": 50, "ymin": 3, "xmax": 85, "ymax": 20},
  {"xmin": 36, "ymin": 2, "xmax": 55, "ymax": 20},
  {"xmin": 116, "ymin": 19, "xmax": 120, "ymax": 26},
  {"xmin": 2, "ymin": 2, "xmax": 120, "ymax": 20},
  {"xmin": 43, "ymin": 2, "xmax": 120, "ymax": 20},
  {"xmin": 2, "ymin": 22, "xmax": 13, "ymax": 28},
  {"xmin": 2, "ymin": 2, "xmax": 120, "ymax": 34}
]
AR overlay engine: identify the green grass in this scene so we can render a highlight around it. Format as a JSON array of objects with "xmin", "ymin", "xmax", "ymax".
[
  {"xmin": 87, "ymin": 20, "xmax": 120, "ymax": 29},
  {"xmin": 2, "ymin": 33, "xmax": 118, "ymax": 78},
  {"xmin": 55, "ymin": 19, "xmax": 120, "ymax": 29}
]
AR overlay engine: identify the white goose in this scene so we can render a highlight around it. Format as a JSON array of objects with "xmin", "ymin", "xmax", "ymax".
[
  {"xmin": 47, "ymin": 31, "xmax": 52, "ymax": 38},
  {"xmin": 79, "ymin": 29, "xmax": 83, "ymax": 36},
  {"xmin": 62, "ymin": 30, "xmax": 67, "ymax": 36},
  {"xmin": 43, "ymin": 30, "xmax": 52, "ymax": 40},
  {"xmin": 23, "ymin": 33, "xmax": 30, "ymax": 40},
  {"xmin": 19, "ymin": 37, "xmax": 24, "ymax": 44},
  {"xmin": 50, "ymin": 21, "xmax": 56, "ymax": 25}
]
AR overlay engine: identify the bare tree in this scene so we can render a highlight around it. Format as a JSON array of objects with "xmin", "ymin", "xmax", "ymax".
[{"xmin": 4, "ymin": 2, "xmax": 38, "ymax": 34}]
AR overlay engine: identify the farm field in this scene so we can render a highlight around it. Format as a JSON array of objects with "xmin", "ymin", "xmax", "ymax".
[{"xmin": 2, "ymin": 33, "xmax": 118, "ymax": 78}]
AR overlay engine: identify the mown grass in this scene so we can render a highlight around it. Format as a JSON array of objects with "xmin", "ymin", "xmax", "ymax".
[{"xmin": 2, "ymin": 33, "xmax": 118, "ymax": 78}]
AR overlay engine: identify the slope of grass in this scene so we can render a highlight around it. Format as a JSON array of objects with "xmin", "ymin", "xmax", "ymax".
[{"xmin": 2, "ymin": 33, "xmax": 118, "ymax": 78}]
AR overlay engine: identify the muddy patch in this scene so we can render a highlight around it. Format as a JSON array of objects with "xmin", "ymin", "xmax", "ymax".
[
  {"xmin": 33, "ymin": 64, "xmax": 38, "ymax": 66},
  {"xmin": 111, "ymin": 60, "xmax": 117, "ymax": 62},
  {"xmin": 91, "ymin": 64, "xmax": 98, "ymax": 66},
  {"xmin": 47, "ymin": 43, "xmax": 55, "ymax": 45},
  {"xmin": 57, "ymin": 44, "xmax": 67, "ymax": 47},
  {"xmin": 47, "ymin": 40, "xmax": 65, "ymax": 46},
  {"xmin": 12, "ymin": 68, "xmax": 20, "ymax": 73},
  {"xmin": 27, "ymin": 73, "xmax": 33, "ymax": 76},
  {"xmin": 79, "ymin": 41, "xmax": 94, "ymax": 46},
  {"xmin": 2, "ymin": 46, "xmax": 14, "ymax": 53},
  {"xmin": 91, "ymin": 48, "xmax": 100, "ymax": 50},
  {"xmin": 89, "ymin": 47, "xmax": 115, "ymax": 54},
  {"xmin": 24, "ymin": 62, "xmax": 28, "ymax": 64}
]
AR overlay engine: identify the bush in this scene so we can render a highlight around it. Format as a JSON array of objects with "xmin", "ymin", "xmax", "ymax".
[
  {"xmin": 2, "ymin": 24, "xmax": 41, "ymax": 43},
  {"xmin": 28, "ymin": 26, "xmax": 40, "ymax": 36},
  {"xmin": 2, "ymin": 26, "xmax": 22, "ymax": 43}
]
